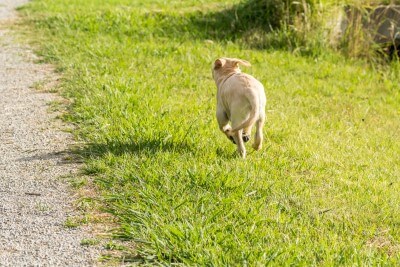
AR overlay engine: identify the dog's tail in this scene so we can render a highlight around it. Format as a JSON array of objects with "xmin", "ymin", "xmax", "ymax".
[{"xmin": 230, "ymin": 92, "xmax": 259, "ymax": 133}]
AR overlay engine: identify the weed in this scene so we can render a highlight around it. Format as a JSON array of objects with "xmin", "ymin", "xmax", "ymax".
[
  {"xmin": 81, "ymin": 238, "xmax": 100, "ymax": 246},
  {"xmin": 64, "ymin": 217, "xmax": 80, "ymax": 229}
]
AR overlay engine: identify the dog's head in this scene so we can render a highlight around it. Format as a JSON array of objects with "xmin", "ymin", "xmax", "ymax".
[{"xmin": 212, "ymin": 57, "xmax": 251, "ymax": 81}]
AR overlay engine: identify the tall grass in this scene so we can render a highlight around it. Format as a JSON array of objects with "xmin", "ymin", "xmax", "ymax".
[{"xmin": 203, "ymin": 0, "xmax": 400, "ymax": 59}]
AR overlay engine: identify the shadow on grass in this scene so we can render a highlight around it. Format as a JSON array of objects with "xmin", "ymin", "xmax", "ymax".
[
  {"xmin": 187, "ymin": 0, "xmax": 286, "ymax": 39},
  {"xmin": 161, "ymin": 0, "xmax": 310, "ymax": 50},
  {"xmin": 73, "ymin": 138, "xmax": 195, "ymax": 160},
  {"xmin": 55, "ymin": 0, "xmax": 308, "ymax": 51}
]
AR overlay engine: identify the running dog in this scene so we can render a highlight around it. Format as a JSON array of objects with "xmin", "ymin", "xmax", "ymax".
[{"xmin": 212, "ymin": 57, "xmax": 266, "ymax": 158}]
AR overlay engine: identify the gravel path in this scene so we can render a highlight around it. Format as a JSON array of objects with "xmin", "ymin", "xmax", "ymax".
[{"xmin": 0, "ymin": 1, "xmax": 100, "ymax": 266}]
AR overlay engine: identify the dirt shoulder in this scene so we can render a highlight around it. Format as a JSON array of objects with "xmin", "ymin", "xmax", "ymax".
[{"xmin": 0, "ymin": 1, "xmax": 101, "ymax": 266}]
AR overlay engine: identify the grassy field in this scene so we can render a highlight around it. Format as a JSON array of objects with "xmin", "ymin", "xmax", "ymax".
[{"xmin": 18, "ymin": 0, "xmax": 400, "ymax": 265}]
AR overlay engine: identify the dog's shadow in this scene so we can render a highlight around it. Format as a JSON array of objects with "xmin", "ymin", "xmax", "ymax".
[{"xmin": 17, "ymin": 137, "xmax": 243, "ymax": 165}]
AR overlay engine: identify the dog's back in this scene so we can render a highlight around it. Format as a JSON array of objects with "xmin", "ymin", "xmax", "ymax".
[{"xmin": 220, "ymin": 72, "xmax": 265, "ymax": 132}]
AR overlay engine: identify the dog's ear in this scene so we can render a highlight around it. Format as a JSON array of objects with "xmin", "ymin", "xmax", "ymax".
[
  {"xmin": 234, "ymin": 59, "xmax": 251, "ymax": 67},
  {"xmin": 214, "ymin": 59, "xmax": 224, "ymax": 70}
]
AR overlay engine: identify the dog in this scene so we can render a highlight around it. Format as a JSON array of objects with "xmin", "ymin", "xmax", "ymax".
[{"xmin": 212, "ymin": 57, "xmax": 266, "ymax": 158}]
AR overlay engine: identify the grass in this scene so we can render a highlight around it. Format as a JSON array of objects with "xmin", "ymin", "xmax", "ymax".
[{"xmin": 17, "ymin": 0, "xmax": 400, "ymax": 265}]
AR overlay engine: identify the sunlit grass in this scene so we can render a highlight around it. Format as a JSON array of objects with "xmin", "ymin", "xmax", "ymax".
[{"xmin": 18, "ymin": 0, "xmax": 400, "ymax": 265}]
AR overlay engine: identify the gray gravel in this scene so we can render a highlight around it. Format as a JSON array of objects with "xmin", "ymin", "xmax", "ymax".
[{"xmin": 0, "ymin": 1, "xmax": 101, "ymax": 266}]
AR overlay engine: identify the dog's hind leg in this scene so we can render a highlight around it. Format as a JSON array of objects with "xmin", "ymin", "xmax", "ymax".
[
  {"xmin": 243, "ymin": 125, "xmax": 252, "ymax": 143},
  {"xmin": 216, "ymin": 106, "xmax": 233, "ymax": 141},
  {"xmin": 252, "ymin": 114, "xmax": 265, "ymax": 151},
  {"xmin": 233, "ymin": 129, "xmax": 246, "ymax": 158}
]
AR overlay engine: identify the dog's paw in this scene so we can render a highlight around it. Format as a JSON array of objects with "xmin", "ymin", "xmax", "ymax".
[
  {"xmin": 229, "ymin": 136, "xmax": 236, "ymax": 144},
  {"xmin": 252, "ymin": 143, "xmax": 262, "ymax": 151},
  {"xmin": 242, "ymin": 134, "xmax": 250, "ymax": 143}
]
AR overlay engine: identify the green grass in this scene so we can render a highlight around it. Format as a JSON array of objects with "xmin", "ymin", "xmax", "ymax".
[{"xmin": 18, "ymin": 0, "xmax": 400, "ymax": 265}]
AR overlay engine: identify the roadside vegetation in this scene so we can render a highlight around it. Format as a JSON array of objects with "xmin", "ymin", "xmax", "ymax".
[{"xmin": 19, "ymin": 0, "xmax": 400, "ymax": 265}]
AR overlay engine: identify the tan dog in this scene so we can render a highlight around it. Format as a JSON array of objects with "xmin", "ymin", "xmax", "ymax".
[{"xmin": 212, "ymin": 57, "xmax": 266, "ymax": 158}]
